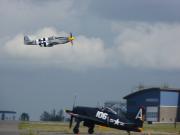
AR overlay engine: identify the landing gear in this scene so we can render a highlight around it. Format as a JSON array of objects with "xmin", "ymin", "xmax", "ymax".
[
  {"xmin": 83, "ymin": 121, "xmax": 95, "ymax": 134},
  {"xmin": 73, "ymin": 120, "xmax": 80, "ymax": 134},
  {"xmin": 73, "ymin": 121, "xmax": 95, "ymax": 134},
  {"xmin": 88, "ymin": 124, "xmax": 94, "ymax": 134},
  {"xmin": 88, "ymin": 127, "xmax": 94, "ymax": 134},
  {"xmin": 73, "ymin": 127, "xmax": 79, "ymax": 134}
]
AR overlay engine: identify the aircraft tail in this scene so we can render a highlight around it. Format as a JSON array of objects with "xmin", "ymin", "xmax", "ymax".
[
  {"xmin": 24, "ymin": 35, "xmax": 31, "ymax": 44},
  {"xmin": 134, "ymin": 106, "xmax": 145, "ymax": 128}
]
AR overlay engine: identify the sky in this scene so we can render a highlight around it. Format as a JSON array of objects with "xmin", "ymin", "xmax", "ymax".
[{"xmin": 1, "ymin": 0, "xmax": 180, "ymax": 120}]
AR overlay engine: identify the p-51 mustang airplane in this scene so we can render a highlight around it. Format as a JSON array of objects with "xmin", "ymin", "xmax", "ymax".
[
  {"xmin": 24, "ymin": 33, "xmax": 75, "ymax": 47},
  {"xmin": 66, "ymin": 106, "xmax": 145, "ymax": 135}
]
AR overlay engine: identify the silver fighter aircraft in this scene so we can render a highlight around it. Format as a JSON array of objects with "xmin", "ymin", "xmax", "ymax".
[{"xmin": 24, "ymin": 33, "xmax": 75, "ymax": 47}]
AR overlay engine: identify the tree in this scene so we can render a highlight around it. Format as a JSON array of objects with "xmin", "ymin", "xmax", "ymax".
[
  {"xmin": 57, "ymin": 109, "xmax": 64, "ymax": 121},
  {"xmin": 137, "ymin": 83, "xmax": 145, "ymax": 90},
  {"xmin": 51, "ymin": 109, "xmax": 56, "ymax": 121},
  {"xmin": 162, "ymin": 83, "xmax": 169, "ymax": 88},
  {"xmin": 20, "ymin": 112, "xmax": 29, "ymax": 121},
  {"xmin": 40, "ymin": 111, "xmax": 50, "ymax": 121},
  {"xmin": 40, "ymin": 109, "xmax": 64, "ymax": 121}
]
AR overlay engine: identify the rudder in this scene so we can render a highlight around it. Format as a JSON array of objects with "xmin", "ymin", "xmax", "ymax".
[
  {"xmin": 134, "ymin": 106, "xmax": 145, "ymax": 128},
  {"xmin": 24, "ymin": 35, "xmax": 31, "ymax": 44}
]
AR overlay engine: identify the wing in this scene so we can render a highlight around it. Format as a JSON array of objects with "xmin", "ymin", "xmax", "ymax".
[{"xmin": 66, "ymin": 110, "xmax": 104, "ymax": 123}]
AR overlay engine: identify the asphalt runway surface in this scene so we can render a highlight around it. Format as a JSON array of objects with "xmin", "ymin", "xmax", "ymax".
[
  {"xmin": 0, "ymin": 121, "xmax": 135, "ymax": 135},
  {"xmin": 0, "ymin": 121, "xmax": 179, "ymax": 135},
  {"xmin": 0, "ymin": 121, "xmax": 19, "ymax": 135},
  {"xmin": 0, "ymin": 121, "xmax": 130, "ymax": 135}
]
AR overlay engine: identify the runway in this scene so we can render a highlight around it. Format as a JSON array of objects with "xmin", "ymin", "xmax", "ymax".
[
  {"xmin": 0, "ymin": 121, "xmax": 128, "ymax": 135},
  {"xmin": 0, "ymin": 121, "xmax": 19, "ymax": 135},
  {"xmin": 0, "ymin": 121, "xmax": 179, "ymax": 135}
]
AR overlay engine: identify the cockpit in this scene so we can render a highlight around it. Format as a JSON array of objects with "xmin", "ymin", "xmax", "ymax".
[
  {"xmin": 48, "ymin": 36, "xmax": 55, "ymax": 40},
  {"xmin": 101, "ymin": 107, "xmax": 117, "ymax": 115}
]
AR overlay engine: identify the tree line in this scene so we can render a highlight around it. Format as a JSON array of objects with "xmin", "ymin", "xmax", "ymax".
[{"xmin": 40, "ymin": 109, "xmax": 65, "ymax": 121}]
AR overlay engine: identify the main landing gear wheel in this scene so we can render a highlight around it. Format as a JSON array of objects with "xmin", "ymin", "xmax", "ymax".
[
  {"xmin": 88, "ymin": 127, "xmax": 94, "ymax": 134},
  {"xmin": 73, "ymin": 127, "xmax": 79, "ymax": 134},
  {"xmin": 127, "ymin": 131, "xmax": 131, "ymax": 135},
  {"xmin": 73, "ymin": 120, "xmax": 80, "ymax": 134}
]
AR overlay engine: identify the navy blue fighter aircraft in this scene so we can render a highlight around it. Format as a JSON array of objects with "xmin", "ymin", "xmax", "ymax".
[{"xmin": 66, "ymin": 106, "xmax": 145, "ymax": 135}]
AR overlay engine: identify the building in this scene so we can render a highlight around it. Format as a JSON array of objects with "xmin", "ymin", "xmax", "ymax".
[
  {"xmin": 0, "ymin": 111, "xmax": 16, "ymax": 120},
  {"xmin": 123, "ymin": 87, "xmax": 180, "ymax": 123}
]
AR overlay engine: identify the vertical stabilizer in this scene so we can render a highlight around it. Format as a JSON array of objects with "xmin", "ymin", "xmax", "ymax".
[
  {"xmin": 24, "ymin": 35, "xmax": 31, "ymax": 44},
  {"xmin": 134, "ymin": 107, "xmax": 145, "ymax": 128}
]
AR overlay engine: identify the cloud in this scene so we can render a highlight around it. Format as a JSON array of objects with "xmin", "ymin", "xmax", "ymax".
[
  {"xmin": 1, "ymin": 23, "xmax": 180, "ymax": 71},
  {"xmin": 113, "ymin": 22, "xmax": 180, "ymax": 70},
  {"xmin": 2, "ymin": 27, "xmax": 109, "ymax": 70},
  {"xmin": 88, "ymin": 0, "xmax": 180, "ymax": 22},
  {"xmin": 0, "ymin": 0, "xmax": 89, "ymax": 37}
]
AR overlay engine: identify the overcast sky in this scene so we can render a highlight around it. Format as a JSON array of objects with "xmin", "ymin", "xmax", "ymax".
[{"xmin": 1, "ymin": 0, "xmax": 180, "ymax": 120}]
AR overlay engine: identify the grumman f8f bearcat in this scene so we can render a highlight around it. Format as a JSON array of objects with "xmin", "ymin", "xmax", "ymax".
[
  {"xmin": 66, "ymin": 106, "xmax": 145, "ymax": 135},
  {"xmin": 24, "ymin": 33, "xmax": 75, "ymax": 47}
]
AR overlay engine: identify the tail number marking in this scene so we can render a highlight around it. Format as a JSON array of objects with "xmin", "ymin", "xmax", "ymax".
[{"xmin": 136, "ymin": 108, "xmax": 143, "ymax": 120}]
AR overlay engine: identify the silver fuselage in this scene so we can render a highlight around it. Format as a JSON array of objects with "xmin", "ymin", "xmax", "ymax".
[{"xmin": 24, "ymin": 36, "xmax": 71, "ymax": 47}]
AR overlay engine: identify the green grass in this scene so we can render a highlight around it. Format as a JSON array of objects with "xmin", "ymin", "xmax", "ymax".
[
  {"xmin": 19, "ymin": 121, "xmax": 71, "ymax": 135},
  {"xmin": 144, "ymin": 123, "xmax": 180, "ymax": 134},
  {"xmin": 19, "ymin": 121, "xmax": 180, "ymax": 135}
]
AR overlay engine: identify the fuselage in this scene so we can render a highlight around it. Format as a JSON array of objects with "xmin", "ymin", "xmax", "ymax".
[
  {"xmin": 24, "ymin": 35, "xmax": 75, "ymax": 47},
  {"xmin": 72, "ymin": 106, "xmax": 141, "ymax": 132}
]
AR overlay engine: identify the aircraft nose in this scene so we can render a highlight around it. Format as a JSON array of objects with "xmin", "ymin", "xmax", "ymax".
[
  {"xmin": 71, "ymin": 36, "xmax": 75, "ymax": 41},
  {"xmin": 72, "ymin": 36, "xmax": 75, "ymax": 40},
  {"xmin": 68, "ymin": 36, "xmax": 75, "ymax": 41}
]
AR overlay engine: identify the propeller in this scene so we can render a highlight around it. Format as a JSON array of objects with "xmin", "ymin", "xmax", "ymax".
[
  {"xmin": 68, "ymin": 95, "xmax": 77, "ymax": 129},
  {"xmin": 68, "ymin": 32, "xmax": 75, "ymax": 46},
  {"xmin": 69, "ymin": 115, "xmax": 73, "ymax": 128},
  {"xmin": 70, "ymin": 32, "xmax": 72, "ymax": 37}
]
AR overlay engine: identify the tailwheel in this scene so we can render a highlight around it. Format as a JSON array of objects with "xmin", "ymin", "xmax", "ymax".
[
  {"xmin": 88, "ymin": 127, "xmax": 94, "ymax": 134},
  {"xmin": 73, "ymin": 127, "xmax": 79, "ymax": 134}
]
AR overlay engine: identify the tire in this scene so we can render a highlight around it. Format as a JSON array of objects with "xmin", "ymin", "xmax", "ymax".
[
  {"xmin": 73, "ymin": 127, "xmax": 79, "ymax": 134},
  {"xmin": 88, "ymin": 128, "xmax": 94, "ymax": 134}
]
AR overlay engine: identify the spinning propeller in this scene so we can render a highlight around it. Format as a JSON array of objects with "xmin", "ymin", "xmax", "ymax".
[
  {"xmin": 67, "ymin": 95, "xmax": 77, "ymax": 128},
  {"xmin": 69, "ymin": 114, "xmax": 73, "ymax": 128},
  {"xmin": 68, "ymin": 33, "xmax": 75, "ymax": 46}
]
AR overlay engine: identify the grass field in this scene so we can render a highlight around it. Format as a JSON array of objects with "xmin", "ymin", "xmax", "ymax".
[{"xmin": 19, "ymin": 121, "xmax": 180, "ymax": 135}]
